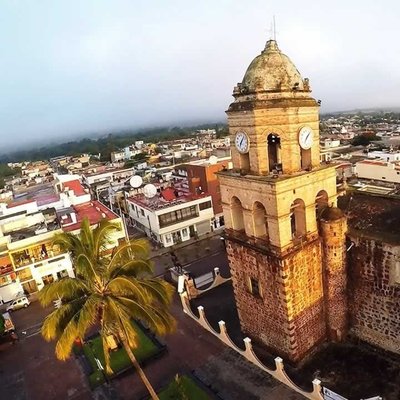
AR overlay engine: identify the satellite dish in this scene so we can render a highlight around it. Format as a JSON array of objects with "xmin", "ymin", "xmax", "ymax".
[
  {"xmin": 130, "ymin": 175, "xmax": 143, "ymax": 188},
  {"xmin": 143, "ymin": 184, "xmax": 157, "ymax": 198},
  {"xmin": 209, "ymin": 155, "xmax": 218, "ymax": 165}
]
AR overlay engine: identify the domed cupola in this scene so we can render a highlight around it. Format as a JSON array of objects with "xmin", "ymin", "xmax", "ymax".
[{"xmin": 233, "ymin": 40, "xmax": 311, "ymax": 96}]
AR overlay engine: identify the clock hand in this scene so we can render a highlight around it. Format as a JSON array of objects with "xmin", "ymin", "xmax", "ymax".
[
  {"xmin": 305, "ymin": 132, "xmax": 310, "ymax": 142},
  {"xmin": 240, "ymin": 137, "xmax": 244, "ymax": 147}
]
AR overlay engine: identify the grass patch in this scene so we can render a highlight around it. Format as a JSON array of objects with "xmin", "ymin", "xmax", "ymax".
[
  {"xmin": 158, "ymin": 375, "xmax": 210, "ymax": 400},
  {"xmin": 82, "ymin": 321, "xmax": 160, "ymax": 388}
]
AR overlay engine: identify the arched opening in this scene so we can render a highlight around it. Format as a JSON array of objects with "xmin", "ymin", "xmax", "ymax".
[
  {"xmin": 290, "ymin": 198, "xmax": 306, "ymax": 239},
  {"xmin": 239, "ymin": 153, "xmax": 250, "ymax": 172},
  {"xmin": 231, "ymin": 196, "xmax": 245, "ymax": 231},
  {"xmin": 315, "ymin": 190, "xmax": 329, "ymax": 219},
  {"xmin": 252, "ymin": 201, "xmax": 268, "ymax": 239},
  {"xmin": 301, "ymin": 148, "xmax": 312, "ymax": 170},
  {"xmin": 267, "ymin": 133, "xmax": 281, "ymax": 172}
]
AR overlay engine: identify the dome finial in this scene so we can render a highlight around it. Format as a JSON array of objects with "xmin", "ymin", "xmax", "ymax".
[{"xmin": 265, "ymin": 16, "xmax": 279, "ymax": 51}]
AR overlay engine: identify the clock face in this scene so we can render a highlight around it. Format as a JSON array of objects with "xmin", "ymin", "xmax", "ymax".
[
  {"xmin": 299, "ymin": 126, "xmax": 313, "ymax": 150},
  {"xmin": 235, "ymin": 131, "xmax": 250, "ymax": 153}
]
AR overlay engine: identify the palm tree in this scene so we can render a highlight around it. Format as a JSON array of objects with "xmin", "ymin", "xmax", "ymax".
[{"xmin": 38, "ymin": 219, "xmax": 175, "ymax": 400}]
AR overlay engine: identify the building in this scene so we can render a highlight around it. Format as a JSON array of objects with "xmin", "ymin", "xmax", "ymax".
[
  {"xmin": 219, "ymin": 39, "xmax": 339, "ymax": 362},
  {"xmin": 0, "ymin": 203, "xmax": 74, "ymax": 301},
  {"xmin": 0, "ymin": 178, "xmax": 126, "ymax": 302},
  {"xmin": 127, "ymin": 188, "xmax": 213, "ymax": 247},
  {"xmin": 355, "ymin": 159, "xmax": 400, "ymax": 183},
  {"xmin": 172, "ymin": 157, "xmax": 232, "ymax": 229},
  {"xmin": 218, "ymin": 37, "xmax": 400, "ymax": 363},
  {"xmin": 367, "ymin": 150, "xmax": 400, "ymax": 162},
  {"xmin": 338, "ymin": 192, "xmax": 400, "ymax": 354}
]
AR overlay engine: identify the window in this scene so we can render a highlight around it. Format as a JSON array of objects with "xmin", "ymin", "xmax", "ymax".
[
  {"xmin": 57, "ymin": 270, "xmax": 69, "ymax": 279},
  {"xmin": 158, "ymin": 205, "xmax": 199, "ymax": 228},
  {"xmin": 141, "ymin": 209, "xmax": 145, "ymax": 217},
  {"xmin": 42, "ymin": 274, "xmax": 54, "ymax": 285},
  {"xmin": 16, "ymin": 268, "xmax": 33, "ymax": 282},
  {"xmin": 165, "ymin": 234, "xmax": 172, "ymax": 244},
  {"xmin": 249, "ymin": 277, "xmax": 261, "ymax": 298},
  {"xmin": 182, "ymin": 228, "xmax": 188, "ymax": 237},
  {"xmin": 199, "ymin": 201, "xmax": 212, "ymax": 210}
]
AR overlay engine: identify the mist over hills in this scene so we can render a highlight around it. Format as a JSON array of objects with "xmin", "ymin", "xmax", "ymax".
[{"xmin": 0, "ymin": 121, "xmax": 226, "ymax": 163}]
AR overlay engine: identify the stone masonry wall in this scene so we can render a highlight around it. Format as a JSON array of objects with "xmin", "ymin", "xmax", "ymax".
[
  {"xmin": 226, "ymin": 237, "xmax": 326, "ymax": 362},
  {"xmin": 348, "ymin": 236, "xmax": 400, "ymax": 354},
  {"xmin": 320, "ymin": 216, "xmax": 348, "ymax": 341}
]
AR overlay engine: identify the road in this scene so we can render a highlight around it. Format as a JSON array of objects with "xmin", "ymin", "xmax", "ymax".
[{"xmin": 152, "ymin": 249, "xmax": 230, "ymax": 278}]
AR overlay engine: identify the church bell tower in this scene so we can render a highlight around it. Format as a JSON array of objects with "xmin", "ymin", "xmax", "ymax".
[{"xmin": 219, "ymin": 39, "xmax": 346, "ymax": 362}]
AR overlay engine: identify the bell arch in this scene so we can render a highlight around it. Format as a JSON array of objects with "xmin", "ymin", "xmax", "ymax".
[
  {"xmin": 252, "ymin": 201, "xmax": 268, "ymax": 238},
  {"xmin": 267, "ymin": 133, "xmax": 281, "ymax": 172},
  {"xmin": 231, "ymin": 196, "xmax": 245, "ymax": 231},
  {"xmin": 290, "ymin": 198, "xmax": 306, "ymax": 239},
  {"xmin": 315, "ymin": 189, "xmax": 329, "ymax": 219}
]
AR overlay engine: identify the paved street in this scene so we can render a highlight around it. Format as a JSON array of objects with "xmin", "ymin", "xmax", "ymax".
[{"xmin": 0, "ymin": 302, "xmax": 91, "ymax": 400}]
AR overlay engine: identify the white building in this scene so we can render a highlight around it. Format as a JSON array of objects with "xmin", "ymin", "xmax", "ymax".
[
  {"xmin": 321, "ymin": 138, "xmax": 341, "ymax": 149},
  {"xmin": 367, "ymin": 150, "xmax": 400, "ymax": 163},
  {"xmin": 355, "ymin": 160, "xmax": 400, "ymax": 184},
  {"xmin": 0, "ymin": 205, "xmax": 74, "ymax": 301},
  {"xmin": 127, "ymin": 189, "xmax": 214, "ymax": 247}
]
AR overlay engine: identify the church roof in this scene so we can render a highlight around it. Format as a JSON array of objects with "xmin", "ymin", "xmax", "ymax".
[
  {"xmin": 241, "ymin": 40, "xmax": 308, "ymax": 93},
  {"xmin": 338, "ymin": 192, "xmax": 400, "ymax": 244}
]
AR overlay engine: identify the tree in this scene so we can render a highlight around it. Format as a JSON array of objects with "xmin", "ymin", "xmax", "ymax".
[{"xmin": 38, "ymin": 219, "xmax": 175, "ymax": 400}]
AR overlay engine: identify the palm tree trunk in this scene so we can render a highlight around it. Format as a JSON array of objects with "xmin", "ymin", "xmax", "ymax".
[{"xmin": 119, "ymin": 329, "xmax": 159, "ymax": 400}]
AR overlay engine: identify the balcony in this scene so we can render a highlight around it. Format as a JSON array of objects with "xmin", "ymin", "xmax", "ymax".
[{"xmin": 12, "ymin": 243, "xmax": 64, "ymax": 269}]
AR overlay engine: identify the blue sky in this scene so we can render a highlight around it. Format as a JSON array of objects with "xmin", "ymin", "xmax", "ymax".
[{"xmin": 0, "ymin": 0, "xmax": 399, "ymax": 150}]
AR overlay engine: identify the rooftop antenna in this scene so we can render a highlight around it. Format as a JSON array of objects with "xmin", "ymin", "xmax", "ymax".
[{"xmin": 273, "ymin": 15, "xmax": 277, "ymax": 41}]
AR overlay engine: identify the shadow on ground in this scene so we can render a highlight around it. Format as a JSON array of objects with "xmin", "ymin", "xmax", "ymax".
[{"xmin": 189, "ymin": 281, "xmax": 400, "ymax": 400}]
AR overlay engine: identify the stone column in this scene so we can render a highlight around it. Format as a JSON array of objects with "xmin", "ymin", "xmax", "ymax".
[{"xmin": 320, "ymin": 208, "xmax": 348, "ymax": 341}]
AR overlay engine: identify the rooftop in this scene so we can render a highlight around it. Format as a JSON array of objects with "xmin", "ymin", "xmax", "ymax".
[
  {"xmin": 9, "ymin": 219, "xmax": 60, "ymax": 243},
  {"xmin": 127, "ymin": 189, "xmax": 210, "ymax": 211},
  {"xmin": 63, "ymin": 180, "xmax": 87, "ymax": 196},
  {"xmin": 10, "ymin": 182, "xmax": 60, "ymax": 207},
  {"xmin": 62, "ymin": 200, "xmax": 119, "ymax": 232},
  {"xmin": 338, "ymin": 191, "xmax": 400, "ymax": 243}
]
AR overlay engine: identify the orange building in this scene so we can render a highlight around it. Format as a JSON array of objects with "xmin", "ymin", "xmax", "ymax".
[{"xmin": 173, "ymin": 159, "xmax": 230, "ymax": 228}]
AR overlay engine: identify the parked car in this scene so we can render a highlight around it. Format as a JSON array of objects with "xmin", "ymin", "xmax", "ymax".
[{"xmin": 6, "ymin": 296, "xmax": 30, "ymax": 312}]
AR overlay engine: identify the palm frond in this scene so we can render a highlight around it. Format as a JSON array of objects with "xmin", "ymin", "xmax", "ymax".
[
  {"xmin": 109, "ymin": 259, "xmax": 154, "ymax": 279},
  {"xmin": 107, "ymin": 297, "xmax": 139, "ymax": 349},
  {"xmin": 107, "ymin": 276, "xmax": 150, "ymax": 304},
  {"xmin": 135, "ymin": 279, "xmax": 175, "ymax": 306},
  {"xmin": 55, "ymin": 313, "xmax": 80, "ymax": 360},
  {"xmin": 93, "ymin": 219, "xmax": 121, "ymax": 259},
  {"xmin": 38, "ymin": 278, "xmax": 88, "ymax": 307},
  {"xmin": 80, "ymin": 218, "xmax": 95, "ymax": 253},
  {"xmin": 41, "ymin": 298, "xmax": 86, "ymax": 341},
  {"xmin": 113, "ymin": 296, "xmax": 175, "ymax": 336},
  {"xmin": 76, "ymin": 294, "xmax": 102, "ymax": 338},
  {"xmin": 75, "ymin": 253, "xmax": 101, "ymax": 285},
  {"xmin": 108, "ymin": 239, "xmax": 150, "ymax": 273}
]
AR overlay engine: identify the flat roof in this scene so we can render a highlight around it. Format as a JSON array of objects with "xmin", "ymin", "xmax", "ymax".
[
  {"xmin": 62, "ymin": 200, "xmax": 120, "ymax": 232},
  {"xmin": 127, "ymin": 192, "xmax": 210, "ymax": 212},
  {"xmin": 63, "ymin": 180, "xmax": 86, "ymax": 196}
]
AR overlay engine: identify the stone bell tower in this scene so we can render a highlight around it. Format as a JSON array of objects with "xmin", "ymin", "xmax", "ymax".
[{"xmin": 218, "ymin": 39, "xmax": 347, "ymax": 362}]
